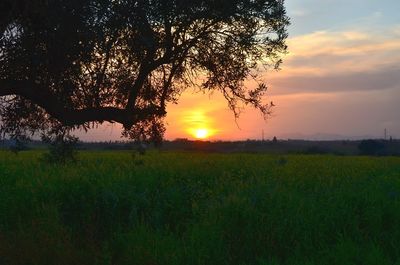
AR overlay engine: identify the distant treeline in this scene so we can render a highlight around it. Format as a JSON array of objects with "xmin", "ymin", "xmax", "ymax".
[
  {"xmin": 1, "ymin": 138, "xmax": 399, "ymax": 156},
  {"xmin": 161, "ymin": 138, "xmax": 400, "ymax": 156}
]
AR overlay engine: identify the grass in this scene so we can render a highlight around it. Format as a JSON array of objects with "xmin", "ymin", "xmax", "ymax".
[{"xmin": 0, "ymin": 150, "xmax": 400, "ymax": 264}]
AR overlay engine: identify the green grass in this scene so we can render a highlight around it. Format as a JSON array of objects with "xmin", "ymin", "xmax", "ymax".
[{"xmin": 0, "ymin": 150, "xmax": 400, "ymax": 265}]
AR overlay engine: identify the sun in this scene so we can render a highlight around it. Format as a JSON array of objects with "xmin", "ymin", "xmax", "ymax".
[
  {"xmin": 184, "ymin": 110, "xmax": 217, "ymax": 139},
  {"xmin": 194, "ymin": 128, "xmax": 209, "ymax": 139}
]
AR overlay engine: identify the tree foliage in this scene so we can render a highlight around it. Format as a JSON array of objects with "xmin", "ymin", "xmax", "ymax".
[{"xmin": 0, "ymin": 0, "xmax": 289, "ymax": 141}]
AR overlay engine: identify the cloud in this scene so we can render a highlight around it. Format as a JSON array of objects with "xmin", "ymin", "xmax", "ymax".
[
  {"xmin": 286, "ymin": 29, "xmax": 400, "ymax": 60},
  {"xmin": 265, "ymin": 26, "xmax": 400, "ymax": 95},
  {"xmin": 270, "ymin": 65, "xmax": 400, "ymax": 95},
  {"xmin": 290, "ymin": 8, "xmax": 310, "ymax": 17}
]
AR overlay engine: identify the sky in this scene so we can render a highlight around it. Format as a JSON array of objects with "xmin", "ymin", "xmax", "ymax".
[{"xmin": 79, "ymin": 0, "xmax": 400, "ymax": 141}]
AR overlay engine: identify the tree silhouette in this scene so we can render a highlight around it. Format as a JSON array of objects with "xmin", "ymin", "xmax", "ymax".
[{"xmin": 0, "ymin": 0, "xmax": 289, "ymax": 141}]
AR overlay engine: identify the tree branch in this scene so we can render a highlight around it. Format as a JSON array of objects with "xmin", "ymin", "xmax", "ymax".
[{"xmin": 0, "ymin": 79, "xmax": 165, "ymax": 128}]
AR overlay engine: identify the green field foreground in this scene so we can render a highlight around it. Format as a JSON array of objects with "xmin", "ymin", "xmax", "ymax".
[{"xmin": 0, "ymin": 151, "xmax": 400, "ymax": 265}]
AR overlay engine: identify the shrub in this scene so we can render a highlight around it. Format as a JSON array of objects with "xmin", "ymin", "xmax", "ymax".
[
  {"xmin": 9, "ymin": 138, "xmax": 29, "ymax": 154},
  {"xmin": 41, "ymin": 133, "xmax": 79, "ymax": 163},
  {"xmin": 358, "ymin": 140, "xmax": 385, "ymax": 156}
]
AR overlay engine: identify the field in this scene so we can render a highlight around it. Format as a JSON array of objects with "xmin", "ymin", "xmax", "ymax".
[{"xmin": 0, "ymin": 150, "xmax": 400, "ymax": 265}]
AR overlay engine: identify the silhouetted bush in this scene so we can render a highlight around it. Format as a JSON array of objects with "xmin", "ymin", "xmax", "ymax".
[
  {"xmin": 9, "ymin": 138, "xmax": 29, "ymax": 154},
  {"xmin": 41, "ymin": 133, "xmax": 79, "ymax": 163},
  {"xmin": 358, "ymin": 140, "xmax": 385, "ymax": 156}
]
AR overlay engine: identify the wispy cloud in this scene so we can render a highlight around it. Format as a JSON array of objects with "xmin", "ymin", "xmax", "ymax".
[
  {"xmin": 287, "ymin": 30, "xmax": 400, "ymax": 59},
  {"xmin": 266, "ymin": 26, "xmax": 400, "ymax": 96},
  {"xmin": 290, "ymin": 8, "xmax": 310, "ymax": 18}
]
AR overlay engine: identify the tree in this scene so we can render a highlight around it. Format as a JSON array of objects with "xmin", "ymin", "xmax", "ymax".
[
  {"xmin": 358, "ymin": 140, "xmax": 385, "ymax": 156},
  {"xmin": 0, "ymin": 0, "xmax": 289, "ymax": 142}
]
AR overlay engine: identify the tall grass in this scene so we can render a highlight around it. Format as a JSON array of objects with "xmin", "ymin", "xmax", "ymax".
[{"xmin": 0, "ymin": 151, "xmax": 400, "ymax": 264}]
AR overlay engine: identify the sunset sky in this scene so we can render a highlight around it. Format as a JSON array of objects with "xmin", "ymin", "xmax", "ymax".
[{"xmin": 79, "ymin": 0, "xmax": 400, "ymax": 141}]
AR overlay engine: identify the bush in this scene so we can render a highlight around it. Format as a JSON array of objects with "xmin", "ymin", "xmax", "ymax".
[
  {"xmin": 41, "ymin": 133, "xmax": 79, "ymax": 163},
  {"xmin": 358, "ymin": 140, "xmax": 385, "ymax": 156},
  {"xmin": 9, "ymin": 138, "xmax": 29, "ymax": 154}
]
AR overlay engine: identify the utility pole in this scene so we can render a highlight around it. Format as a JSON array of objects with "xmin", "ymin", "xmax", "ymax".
[
  {"xmin": 384, "ymin": 128, "xmax": 387, "ymax": 140},
  {"xmin": 262, "ymin": 129, "xmax": 265, "ymax": 142}
]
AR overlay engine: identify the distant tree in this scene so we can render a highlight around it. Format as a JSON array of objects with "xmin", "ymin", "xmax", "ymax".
[
  {"xmin": 358, "ymin": 140, "xmax": 385, "ymax": 156},
  {"xmin": 272, "ymin": 136, "xmax": 278, "ymax": 143},
  {"xmin": 0, "ymin": 0, "xmax": 289, "ymax": 142}
]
